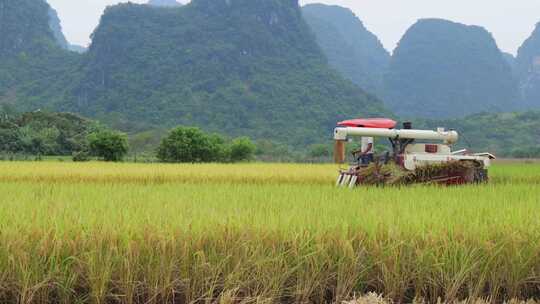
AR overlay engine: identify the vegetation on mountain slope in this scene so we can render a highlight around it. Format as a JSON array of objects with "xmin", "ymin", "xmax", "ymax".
[
  {"xmin": 384, "ymin": 19, "xmax": 519, "ymax": 119},
  {"xmin": 0, "ymin": 0, "xmax": 81, "ymax": 114},
  {"xmin": 2, "ymin": 0, "xmax": 388, "ymax": 147},
  {"xmin": 515, "ymin": 22, "xmax": 540, "ymax": 108},
  {"xmin": 0, "ymin": 0, "xmax": 56, "ymax": 57},
  {"xmin": 70, "ymin": 0, "xmax": 388, "ymax": 146},
  {"xmin": 47, "ymin": 7, "xmax": 69, "ymax": 50},
  {"xmin": 302, "ymin": 4, "xmax": 390, "ymax": 96}
]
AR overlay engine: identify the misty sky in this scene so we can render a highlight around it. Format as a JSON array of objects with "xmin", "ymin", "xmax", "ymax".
[{"xmin": 47, "ymin": 0, "xmax": 540, "ymax": 55}]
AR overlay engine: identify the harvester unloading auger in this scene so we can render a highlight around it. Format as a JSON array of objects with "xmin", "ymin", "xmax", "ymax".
[{"xmin": 334, "ymin": 118, "xmax": 495, "ymax": 187}]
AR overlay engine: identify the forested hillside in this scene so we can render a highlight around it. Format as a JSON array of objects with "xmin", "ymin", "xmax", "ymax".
[
  {"xmin": 71, "ymin": 0, "xmax": 389, "ymax": 145},
  {"xmin": 0, "ymin": 0, "xmax": 54, "ymax": 56},
  {"xmin": 2, "ymin": 0, "xmax": 388, "ymax": 147},
  {"xmin": 384, "ymin": 19, "xmax": 519, "ymax": 119},
  {"xmin": 302, "ymin": 4, "xmax": 390, "ymax": 96},
  {"xmin": 515, "ymin": 22, "xmax": 540, "ymax": 108},
  {"xmin": 48, "ymin": 7, "xmax": 69, "ymax": 49},
  {"xmin": 0, "ymin": 0, "xmax": 81, "ymax": 112}
]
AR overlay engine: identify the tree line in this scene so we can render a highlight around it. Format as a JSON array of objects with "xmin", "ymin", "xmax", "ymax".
[
  {"xmin": 6, "ymin": 110, "xmax": 537, "ymax": 162},
  {"xmin": 0, "ymin": 110, "xmax": 257, "ymax": 163}
]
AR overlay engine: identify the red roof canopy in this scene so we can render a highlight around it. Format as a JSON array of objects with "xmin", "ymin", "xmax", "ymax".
[{"xmin": 337, "ymin": 118, "xmax": 397, "ymax": 129}]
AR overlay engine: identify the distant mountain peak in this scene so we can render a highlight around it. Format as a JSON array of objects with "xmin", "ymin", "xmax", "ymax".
[
  {"xmin": 515, "ymin": 22, "xmax": 540, "ymax": 108},
  {"xmin": 147, "ymin": 0, "xmax": 182, "ymax": 7},
  {"xmin": 302, "ymin": 3, "xmax": 390, "ymax": 96},
  {"xmin": 48, "ymin": 7, "xmax": 69, "ymax": 49},
  {"xmin": 48, "ymin": 6, "xmax": 87, "ymax": 53},
  {"xmin": 36, "ymin": 0, "xmax": 387, "ymax": 145},
  {"xmin": 384, "ymin": 18, "xmax": 518, "ymax": 118},
  {"xmin": 0, "ymin": 0, "xmax": 62, "ymax": 56}
]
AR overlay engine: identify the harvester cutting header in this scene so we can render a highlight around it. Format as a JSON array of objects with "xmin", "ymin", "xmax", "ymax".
[{"xmin": 333, "ymin": 118, "xmax": 495, "ymax": 187}]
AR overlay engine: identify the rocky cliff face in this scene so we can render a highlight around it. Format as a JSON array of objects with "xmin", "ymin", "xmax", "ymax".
[
  {"xmin": 302, "ymin": 4, "xmax": 390, "ymax": 96},
  {"xmin": 515, "ymin": 23, "xmax": 540, "ymax": 108},
  {"xmin": 384, "ymin": 19, "xmax": 518, "ymax": 118},
  {"xmin": 48, "ymin": 7, "xmax": 87, "ymax": 53},
  {"xmin": 48, "ymin": 7, "xmax": 69, "ymax": 50},
  {"xmin": 0, "ymin": 0, "xmax": 76, "ymax": 53},
  {"xmin": 0, "ymin": 0, "xmax": 57, "ymax": 56},
  {"xmin": 0, "ymin": 0, "xmax": 78, "ymax": 111}
]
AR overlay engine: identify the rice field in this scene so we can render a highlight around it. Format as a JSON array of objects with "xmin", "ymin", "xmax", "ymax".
[{"xmin": 0, "ymin": 162, "xmax": 540, "ymax": 303}]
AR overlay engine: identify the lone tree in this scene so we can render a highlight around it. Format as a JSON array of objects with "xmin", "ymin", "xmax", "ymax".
[
  {"xmin": 157, "ymin": 127, "xmax": 225, "ymax": 163},
  {"xmin": 88, "ymin": 130, "xmax": 129, "ymax": 162},
  {"xmin": 229, "ymin": 137, "xmax": 256, "ymax": 162}
]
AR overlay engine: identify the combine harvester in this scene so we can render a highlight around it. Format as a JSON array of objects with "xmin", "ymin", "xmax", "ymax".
[{"xmin": 334, "ymin": 118, "xmax": 495, "ymax": 187}]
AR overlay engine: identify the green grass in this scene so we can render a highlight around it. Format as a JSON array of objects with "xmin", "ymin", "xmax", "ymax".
[{"xmin": 0, "ymin": 162, "xmax": 539, "ymax": 303}]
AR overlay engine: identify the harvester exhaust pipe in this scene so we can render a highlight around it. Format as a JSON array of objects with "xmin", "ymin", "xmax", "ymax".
[{"xmin": 334, "ymin": 140, "xmax": 346, "ymax": 164}]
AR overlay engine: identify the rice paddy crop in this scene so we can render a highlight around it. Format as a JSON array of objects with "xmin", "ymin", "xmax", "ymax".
[{"xmin": 0, "ymin": 162, "xmax": 539, "ymax": 303}]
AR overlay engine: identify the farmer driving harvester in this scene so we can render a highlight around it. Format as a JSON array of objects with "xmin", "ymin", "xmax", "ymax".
[{"xmin": 352, "ymin": 136, "xmax": 374, "ymax": 165}]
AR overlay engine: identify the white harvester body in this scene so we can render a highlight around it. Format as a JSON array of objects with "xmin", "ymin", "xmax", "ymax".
[
  {"xmin": 333, "ymin": 119, "xmax": 496, "ymax": 186},
  {"xmin": 401, "ymin": 144, "xmax": 494, "ymax": 171}
]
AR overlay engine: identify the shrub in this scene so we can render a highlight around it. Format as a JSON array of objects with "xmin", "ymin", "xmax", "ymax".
[
  {"xmin": 157, "ymin": 127, "xmax": 225, "ymax": 163},
  {"xmin": 229, "ymin": 137, "xmax": 256, "ymax": 162},
  {"xmin": 88, "ymin": 130, "xmax": 129, "ymax": 162}
]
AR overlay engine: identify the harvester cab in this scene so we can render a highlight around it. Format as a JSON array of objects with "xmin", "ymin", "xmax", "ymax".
[{"xmin": 334, "ymin": 118, "xmax": 495, "ymax": 187}]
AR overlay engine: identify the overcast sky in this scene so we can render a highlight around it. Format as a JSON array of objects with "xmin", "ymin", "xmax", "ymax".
[{"xmin": 47, "ymin": 0, "xmax": 540, "ymax": 55}]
